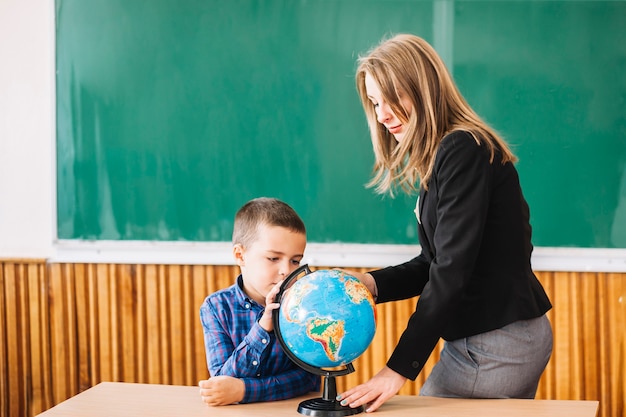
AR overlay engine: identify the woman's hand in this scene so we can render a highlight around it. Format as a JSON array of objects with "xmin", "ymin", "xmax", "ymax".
[
  {"xmin": 336, "ymin": 366, "xmax": 406, "ymax": 412},
  {"xmin": 198, "ymin": 376, "xmax": 245, "ymax": 406}
]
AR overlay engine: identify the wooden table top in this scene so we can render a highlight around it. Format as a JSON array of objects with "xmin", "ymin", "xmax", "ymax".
[{"xmin": 36, "ymin": 382, "xmax": 599, "ymax": 417}]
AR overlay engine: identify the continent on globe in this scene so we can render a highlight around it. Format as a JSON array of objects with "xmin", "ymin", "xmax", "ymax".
[
  {"xmin": 342, "ymin": 275, "xmax": 374, "ymax": 305},
  {"xmin": 281, "ymin": 281, "xmax": 316, "ymax": 324},
  {"xmin": 306, "ymin": 317, "xmax": 345, "ymax": 362}
]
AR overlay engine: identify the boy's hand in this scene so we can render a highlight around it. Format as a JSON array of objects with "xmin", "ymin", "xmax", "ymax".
[
  {"xmin": 258, "ymin": 280, "xmax": 283, "ymax": 331},
  {"xmin": 199, "ymin": 376, "xmax": 245, "ymax": 406}
]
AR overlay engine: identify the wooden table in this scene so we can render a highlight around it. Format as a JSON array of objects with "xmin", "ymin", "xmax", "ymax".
[{"xmin": 36, "ymin": 382, "xmax": 599, "ymax": 417}]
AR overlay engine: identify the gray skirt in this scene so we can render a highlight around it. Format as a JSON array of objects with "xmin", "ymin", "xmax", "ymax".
[{"xmin": 420, "ymin": 314, "xmax": 553, "ymax": 399}]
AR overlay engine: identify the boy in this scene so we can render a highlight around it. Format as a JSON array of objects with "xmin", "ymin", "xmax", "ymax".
[{"xmin": 198, "ymin": 197, "xmax": 320, "ymax": 405}]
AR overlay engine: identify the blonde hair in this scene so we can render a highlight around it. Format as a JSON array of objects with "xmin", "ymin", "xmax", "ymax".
[
  {"xmin": 232, "ymin": 197, "xmax": 305, "ymax": 247},
  {"xmin": 356, "ymin": 34, "xmax": 517, "ymax": 194}
]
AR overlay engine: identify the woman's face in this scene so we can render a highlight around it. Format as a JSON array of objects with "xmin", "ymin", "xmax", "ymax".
[{"xmin": 364, "ymin": 72, "xmax": 413, "ymax": 142}]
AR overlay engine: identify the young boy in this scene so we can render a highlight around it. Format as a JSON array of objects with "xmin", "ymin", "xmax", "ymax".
[{"xmin": 198, "ymin": 197, "xmax": 320, "ymax": 405}]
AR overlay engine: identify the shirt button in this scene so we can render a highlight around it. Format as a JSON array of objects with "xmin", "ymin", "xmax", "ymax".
[
  {"xmin": 412, "ymin": 361, "xmax": 420, "ymax": 368},
  {"xmin": 252, "ymin": 360, "xmax": 258, "ymax": 366},
  {"xmin": 244, "ymin": 303, "xmax": 250, "ymax": 309},
  {"xmin": 256, "ymin": 373, "xmax": 261, "ymax": 377},
  {"xmin": 261, "ymin": 338, "xmax": 267, "ymax": 344}
]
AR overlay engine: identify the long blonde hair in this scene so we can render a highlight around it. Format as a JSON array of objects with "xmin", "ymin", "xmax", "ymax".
[{"xmin": 356, "ymin": 34, "xmax": 517, "ymax": 195}]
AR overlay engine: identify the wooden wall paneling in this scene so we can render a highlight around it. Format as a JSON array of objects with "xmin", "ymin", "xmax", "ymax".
[
  {"xmin": 0, "ymin": 261, "xmax": 52, "ymax": 417},
  {"xmin": 2, "ymin": 261, "xmax": 625, "ymax": 417}
]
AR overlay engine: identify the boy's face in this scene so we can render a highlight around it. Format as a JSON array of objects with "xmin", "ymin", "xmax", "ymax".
[{"xmin": 233, "ymin": 222, "xmax": 306, "ymax": 306}]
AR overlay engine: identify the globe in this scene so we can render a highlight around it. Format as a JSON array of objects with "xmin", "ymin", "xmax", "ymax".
[
  {"xmin": 277, "ymin": 268, "xmax": 377, "ymax": 368},
  {"xmin": 273, "ymin": 265, "xmax": 377, "ymax": 416}
]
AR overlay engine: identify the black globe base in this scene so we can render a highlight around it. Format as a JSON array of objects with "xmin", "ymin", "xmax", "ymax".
[
  {"xmin": 297, "ymin": 375, "xmax": 364, "ymax": 416},
  {"xmin": 297, "ymin": 398, "xmax": 364, "ymax": 417}
]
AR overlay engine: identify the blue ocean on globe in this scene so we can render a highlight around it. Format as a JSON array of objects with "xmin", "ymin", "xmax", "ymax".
[{"xmin": 277, "ymin": 269, "xmax": 377, "ymax": 368}]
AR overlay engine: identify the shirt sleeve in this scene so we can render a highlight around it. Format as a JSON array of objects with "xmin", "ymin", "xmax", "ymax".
[
  {"xmin": 200, "ymin": 298, "xmax": 269, "ymax": 378},
  {"xmin": 241, "ymin": 368, "xmax": 320, "ymax": 403}
]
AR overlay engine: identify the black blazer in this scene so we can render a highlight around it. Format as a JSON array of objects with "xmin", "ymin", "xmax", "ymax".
[{"xmin": 371, "ymin": 131, "xmax": 552, "ymax": 380}]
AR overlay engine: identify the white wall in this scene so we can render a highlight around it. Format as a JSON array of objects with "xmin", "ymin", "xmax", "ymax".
[{"xmin": 0, "ymin": 0, "xmax": 54, "ymax": 258}]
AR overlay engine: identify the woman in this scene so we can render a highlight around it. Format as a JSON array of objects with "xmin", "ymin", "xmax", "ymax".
[{"xmin": 337, "ymin": 34, "xmax": 553, "ymax": 413}]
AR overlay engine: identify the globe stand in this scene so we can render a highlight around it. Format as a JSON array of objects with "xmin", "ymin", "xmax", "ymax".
[
  {"xmin": 296, "ymin": 369, "xmax": 364, "ymax": 417},
  {"xmin": 273, "ymin": 265, "xmax": 366, "ymax": 417}
]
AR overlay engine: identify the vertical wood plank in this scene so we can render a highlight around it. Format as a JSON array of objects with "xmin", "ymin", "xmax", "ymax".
[
  {"xmin": 109, "ymin": 264, "xmax": 121, "ymax": 381},
  {"xmin": 580, "ymin": 272, "xmax": 600, "ymax": 402},
  {"xmin": 95, "ymin": 264, "xmax": 113, "ymax": 382},
  {"xmin": 193, "ymin": 265, "xmax": 210, "ymax": 381},
  {"xmin": 48, "ymin": 263, "xmax": 70, "ymax": 405},
  {"xmin": 0, "ymin": 263, "xmax": 6, "ymax": 417},
  {"xmin": 27, "ymin": 263, "xmax": 50, "ymax": 414},
  {"xmin": 135, "ymin": 264, "xmax": 148, "ymax": 383},
  {"xmin": 182, "ymin": 265, "xmax": 196, "ymax": 385},
  {"xmin": 168, "ymin": 265, "xmax": 185, "ymax": 385},
  {"xmin": 118, "ymin": 264, "xmax": 137, "ymax": 382},
  {"xmin": 3, "ymin": 264, "xmax": 24, "ymax": 417},
  {"xmin": 73, "ymin": 263, "xmax": 91, "ymax": 392},
  {"xmin": 157, "ymin": 265, "xmax": 171, "ymax": 384},
  {"xmin": 604, "ymin": 273, "xmax": 625, "ymax": 417},
  {"xmin": 85, "ymin": 264, "xmax": 100, "ymax": 385},
  {"xmin": 144, "ymin": 264, "xmax": 161, "ymax": 383}
]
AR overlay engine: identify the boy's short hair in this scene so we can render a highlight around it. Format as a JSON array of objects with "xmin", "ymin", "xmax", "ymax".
[{"xmin": 232, "ymin": 197, "xmax": 306, "ymax": 248}]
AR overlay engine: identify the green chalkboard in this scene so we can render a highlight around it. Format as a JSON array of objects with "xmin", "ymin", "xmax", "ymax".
[{"xmin": 56, "ymin": 0, "xmax": 626, "ymax": 248}]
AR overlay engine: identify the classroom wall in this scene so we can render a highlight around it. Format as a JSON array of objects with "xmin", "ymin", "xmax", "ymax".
[
  {"xmin": 0, "ymin": 2, "xmax": 625, "ymax": 417},
  {"xmin": 0, "ymin": 0, "xmax": 54, "ymax": 259}
]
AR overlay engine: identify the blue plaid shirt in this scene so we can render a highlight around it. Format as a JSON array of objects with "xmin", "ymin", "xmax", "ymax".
[{"xmin": 200, "ymin": 275, "xmax": 320, "ymax": 403}]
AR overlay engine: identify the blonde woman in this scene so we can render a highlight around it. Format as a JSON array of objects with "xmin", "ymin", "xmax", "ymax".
[{"xmin": 337, "ymin": 34, "xmax": 553, "ymax": 412}]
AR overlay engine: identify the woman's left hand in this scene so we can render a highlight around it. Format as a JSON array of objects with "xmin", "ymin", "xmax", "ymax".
[{"xmin": 336, "ymin": 366, "xmax": 406, "ymax": 412}]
